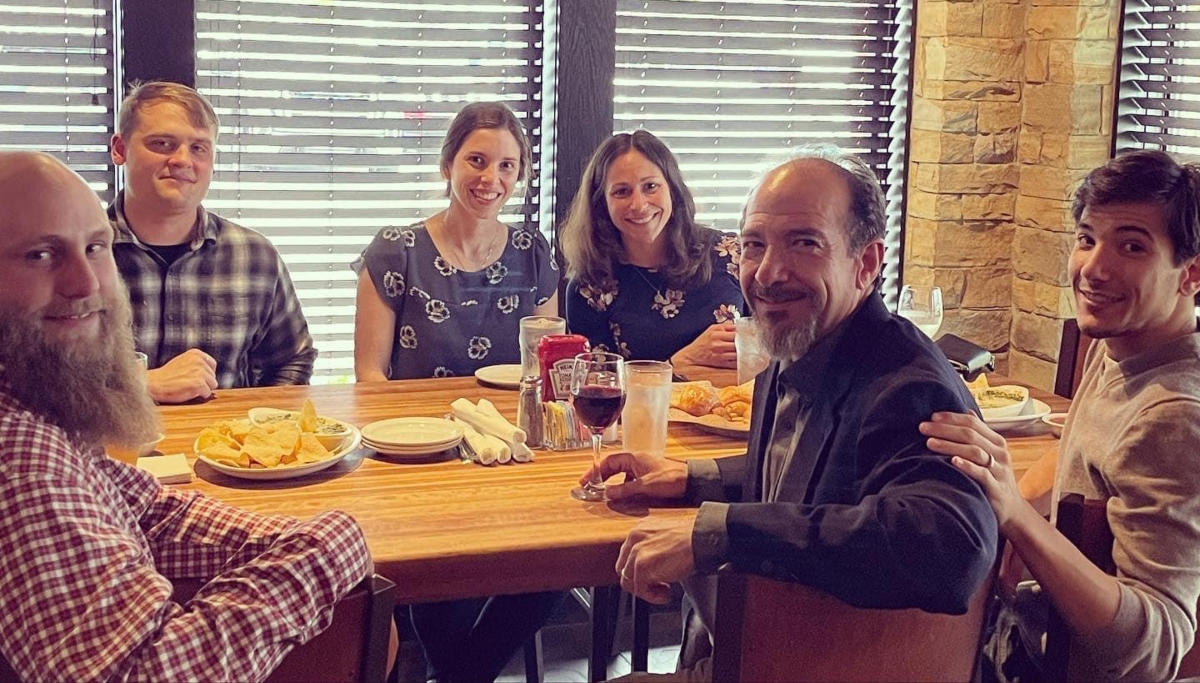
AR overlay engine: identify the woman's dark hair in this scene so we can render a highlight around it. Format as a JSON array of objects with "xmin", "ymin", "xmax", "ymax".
[
  {"xmin": 559, "ymin": 130, "xmax": 713, "ymax": 288},
  {"xmin": 439, "ymin": 102, "xmax": 532, "ymax": 196},
  {"xmin": 1072, "ymin": 149, "xmax": 1200, "ymax": 265}
]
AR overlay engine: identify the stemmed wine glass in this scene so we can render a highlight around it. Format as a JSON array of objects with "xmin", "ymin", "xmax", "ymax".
[
  {"xmin": 569, "ymin": 351, "xmax": 626, "ymax": 501},
  {"xmin": 898, "ymin": 284, "xmax": 944, "ymax": 339}
]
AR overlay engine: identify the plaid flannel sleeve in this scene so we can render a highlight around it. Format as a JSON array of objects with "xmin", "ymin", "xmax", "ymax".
[
  {"xmin": 0, "ymin": 426, "xmax": 369, "ymax": 682},
  {"xmin": 248, "ymin": 250, "xmax": 317, "ymax": 387}
]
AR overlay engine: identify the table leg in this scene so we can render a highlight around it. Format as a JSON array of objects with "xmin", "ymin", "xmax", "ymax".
[
  {"xmin": 632, "ymin": 596, "xmax": 650, "ymax": 672},
  {"xmin": 589, "ymin": 586, "xmax": 616, "ymax": 682}
]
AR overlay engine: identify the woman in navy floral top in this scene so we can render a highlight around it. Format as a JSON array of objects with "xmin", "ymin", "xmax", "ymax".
[
  {"xmin": 354, "ymin": 102, "xmax": 559, "ymax": 381},
  {"xmin": 560, "ymin": 130, "xmax": 745, "ymax": 369},
  {"xmin": 352, "ymin": 102, "xmax": 562, "ymax": 683}
]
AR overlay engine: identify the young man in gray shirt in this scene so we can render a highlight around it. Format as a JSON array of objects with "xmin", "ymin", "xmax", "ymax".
[{"xmin": 922, "ymin": 150, "xmax": 1200, "ymax": 681}]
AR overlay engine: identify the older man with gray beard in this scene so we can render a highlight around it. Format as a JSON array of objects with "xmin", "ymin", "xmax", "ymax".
[
  {"xmin": 581, "ymin": 146, "xmax": 997, "ymax": 680},
  {"xmin": 0, "ymin": 151, "xmax": 372, "ymax": 681}
]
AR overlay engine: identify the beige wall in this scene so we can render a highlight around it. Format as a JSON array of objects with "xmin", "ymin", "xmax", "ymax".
[{"xmin": 907, "ymin": 0, "xmax": 1121, "ymax": 389}]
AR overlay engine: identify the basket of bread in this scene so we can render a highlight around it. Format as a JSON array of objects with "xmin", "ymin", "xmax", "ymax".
[{"xmin": 668, "ymin": 380, "xmax": 754, "ymax": 437}]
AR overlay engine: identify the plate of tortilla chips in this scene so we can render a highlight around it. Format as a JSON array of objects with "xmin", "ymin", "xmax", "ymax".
[{"xmin": 194, "ymin": 399, "xmax": 362, "ymax": 480}]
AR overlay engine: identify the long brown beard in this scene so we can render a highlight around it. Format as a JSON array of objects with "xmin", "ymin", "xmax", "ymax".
[{"xmin": 0, "ymin": 291, "xmax": 159, "ymax": 449}]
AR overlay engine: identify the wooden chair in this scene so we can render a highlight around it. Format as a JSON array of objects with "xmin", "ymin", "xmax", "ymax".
[
  {"xmin": 711, "ymin": 564, "xmax": 996, "ymax": 682},
  {"xmin": 0, "ymin": 575, "xmax": 393, "ymax": 683},
  {"xmin": 268, "ymin": 574, "xmax": 395, "ymax": 682},
  {"xmin": 1045, "ymin": 494, "xmax": 1200, "ymax": 681},
  {"xmin": 1054, "ymin": 319, "xmax": 1094, "ymax": 399}
]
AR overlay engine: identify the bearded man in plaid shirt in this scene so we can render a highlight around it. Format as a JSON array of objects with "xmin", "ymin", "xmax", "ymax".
[
  {"xmin": 0, "ymin": 151, "xmax": 372, "ymax": 680},
  {"xmin": 108, "ymin": 81, "xmax": 317, "ymax": 404}
]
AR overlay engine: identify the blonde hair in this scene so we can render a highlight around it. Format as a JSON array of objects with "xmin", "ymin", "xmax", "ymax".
[{"xmin": 118, "ymin": 81, "xmax": 220, "ymax": 139}]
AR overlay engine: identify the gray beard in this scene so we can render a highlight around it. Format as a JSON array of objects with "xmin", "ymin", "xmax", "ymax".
[
  {"xmin": 759, "ymin": 315, "xmax": 819, "ymax": 363},
  {"xmin": 0, "ymin": 293, "xmax": 159, "ymax": 449}
]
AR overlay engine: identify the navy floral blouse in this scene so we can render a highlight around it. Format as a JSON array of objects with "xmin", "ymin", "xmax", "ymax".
[
  {"xmin": 566, "ymin": 228, "xmax": 744, "ymax": 362},
  {"xmin": 357, "ymin": 222, "xmax": 560, "ymax": 379}
]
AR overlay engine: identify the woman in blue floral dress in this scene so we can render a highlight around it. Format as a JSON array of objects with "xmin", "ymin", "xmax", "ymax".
[
  {"xmin": 560, "ymin": 130, "xmax": 744, "ymax": 371},
  {"xmin": 353, "ymin": 102, "xmax": 562, "ymax": 683},
  {"xmin": 354, "ymin": 102, "xmax": 559, "ymax": 382}
]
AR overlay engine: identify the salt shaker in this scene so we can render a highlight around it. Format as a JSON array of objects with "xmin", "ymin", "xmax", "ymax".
[{"xmin": 517, "ymin": 375, "xmax": 545, "ymax": 449}]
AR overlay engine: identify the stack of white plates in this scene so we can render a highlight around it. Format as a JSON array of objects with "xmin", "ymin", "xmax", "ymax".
[{"xmin": 361, "ymin": 417, "xmax": 464, "ymax": 457}]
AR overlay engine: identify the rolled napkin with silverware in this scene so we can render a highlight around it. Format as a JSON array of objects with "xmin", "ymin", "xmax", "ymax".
[
  {"xmin": 450, "ymin": 398, "xmax": 527, "ymax": 444},
  {"xmin": 451, "ymin": 399, "xmax": 530, "ymax": 465},
  {"xmin": 457, "ymin": 419, "xmax": 498, "ymax": 465},
  {"xmin": 510, "ymin": 440, "xmax": 534, "ymax": 463}
]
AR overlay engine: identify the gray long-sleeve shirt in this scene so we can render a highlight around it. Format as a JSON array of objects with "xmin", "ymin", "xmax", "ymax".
[{"xmin": 1055, "ymin": 333, "xmax": 1200, "ymax": 680}]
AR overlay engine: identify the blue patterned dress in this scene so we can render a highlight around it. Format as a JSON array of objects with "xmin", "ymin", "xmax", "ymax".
[{"xmin": 357, "ymin": 222, "xmax": 559, "ymax": 379}]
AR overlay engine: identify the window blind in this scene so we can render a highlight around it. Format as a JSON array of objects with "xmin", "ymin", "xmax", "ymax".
[
  {"xmin": 1117, "ymin": 2, "xmax": 1200, "ymax": 157},
  {"xmin": 612, "ymin": 0, "xmax": 912, "ymax": 304},
  {"xmin": 0, "ymin": 0, "xmax": 116, "ymax": 199},
  {"xmin": 194, "ymin": 0, "xmax": 545, "ymax": 382}
]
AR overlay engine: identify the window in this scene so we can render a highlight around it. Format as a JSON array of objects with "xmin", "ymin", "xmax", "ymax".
[
  {"xmin": 0, "ymin": 0, "xmax": 117, "ymax": 199},
  {"xmin": 193, "ymin": 0, "xmax": 545, "ymax": 382},
  {"xmin": 612, "ymin": 0, "xmax": 913, "ymax": 301},
  {"xmin": 1117, "ymin": 2, "xmax": 1200, "ymax": 156}
]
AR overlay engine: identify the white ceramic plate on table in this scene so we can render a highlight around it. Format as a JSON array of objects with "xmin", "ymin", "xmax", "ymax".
[
  {"xmin": 474, "ymin": 364, "xmax": 523, "ymax": 390},
  {"xmin": 362, "ymin": 417, "xmax": 464, "ymax": 448},
  {"xmin": 195, "ymin": 429, "xmax": 361, "ymax": 481},
  {"xmin": 983, "ymin": 399, "xmax": 1052, "ymax": 432},
  {"xmin": 668, "ymin": 408, "xmax": 750, "ymax": 439}
]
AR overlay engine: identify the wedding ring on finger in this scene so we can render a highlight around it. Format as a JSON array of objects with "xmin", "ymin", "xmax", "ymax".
[{"xmin": 985, "ymin": 452, "xmax": 996, "ymax": 470}]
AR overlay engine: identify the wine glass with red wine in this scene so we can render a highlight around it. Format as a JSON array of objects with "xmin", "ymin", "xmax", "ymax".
[{"xmin": 569, "ymin": 351, "xmax": 626, "ymax": 501}]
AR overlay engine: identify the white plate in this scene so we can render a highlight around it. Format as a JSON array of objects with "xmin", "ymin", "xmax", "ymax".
[
  {"xmin": 474, "ymin": 364, "xmax": 523, "ymax": 390},
  {"xmin": 984, "ymin": 398, "xmax": 1052, "ymax": 431},
  {"xmin": 668, "ymin": 407, "xmax": 750, "ymax": 439},
  {"xmin": 361, "ymin": 417, "xmax": 464, "ymax": 448},
  {"xmin": 362, "ymin": 434, "xmax": 462, "ymax": 452},
  {"xmin": 196, "ymin": 429, "xmax": 362, "ymax": 481},
  {"xmin": 365, "ymin": 437, "xmax": 462, "ymax": 460}
]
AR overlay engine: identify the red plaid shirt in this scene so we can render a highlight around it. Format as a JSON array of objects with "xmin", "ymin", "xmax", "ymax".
[{"xmin": 0, "ymin": 389, "xmax": 371, "ymax": 682}]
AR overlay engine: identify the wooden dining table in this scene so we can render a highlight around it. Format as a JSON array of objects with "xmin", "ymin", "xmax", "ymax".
[
  {"xmin": 167, "ymin": 376, "xmax": 735, "ymax": 606},
  {"xmin": 162, "ymin": 371, "xmax": 1067, "ymax": 606}
]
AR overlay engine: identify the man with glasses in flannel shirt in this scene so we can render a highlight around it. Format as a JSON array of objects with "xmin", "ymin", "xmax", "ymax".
[
  {"xmin": 109, "ymin": 81, "xmax": 317, "ymax": 404},
  {"xmin": 0, "ymin": 150, "xmax": 373, "ymax": 680}
]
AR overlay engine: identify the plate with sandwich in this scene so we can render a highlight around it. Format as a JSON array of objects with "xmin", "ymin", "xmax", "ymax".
[{"xmin": 668, "ymin": 380, "xmax": 753, "ymax": 438}]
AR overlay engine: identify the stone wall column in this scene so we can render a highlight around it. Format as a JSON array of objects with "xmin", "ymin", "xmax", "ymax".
[
  {"xmin": 1009, "ymin": 0, "xmax": 1120, "ymax": 388},
  {"xmin": 909, "ymin": 0, "xmax": 1026, "ymax": 358},
  {"xmin": 906, "ymin": 0, "xmax": 1121, "ymax": 391}
]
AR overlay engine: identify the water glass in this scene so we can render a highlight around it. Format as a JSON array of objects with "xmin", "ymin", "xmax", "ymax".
[
  {"xmin": 520, "ymin": 315, "xmax": 567, "ymax": 378},
  {"xmin": 735, "ymin": 317, "xmax": 771, "ymax": 384},
  {"xmin": 621, "ymin": 360, "xmax": 673, "ymax": 458},
  {"xmin": 898, "ymin": 285, "xmax": 944, "ymax": 339}
]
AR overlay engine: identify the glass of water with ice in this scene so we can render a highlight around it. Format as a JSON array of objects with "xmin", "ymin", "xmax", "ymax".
[{"xmin": 621, "ymin": 360, "xmax": 673, "ymax": 458}]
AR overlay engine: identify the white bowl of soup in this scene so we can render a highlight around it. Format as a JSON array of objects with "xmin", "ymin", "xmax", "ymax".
[{"xmin": 973, "ymin": 385, "xmax": 1030, "ymax": 419}]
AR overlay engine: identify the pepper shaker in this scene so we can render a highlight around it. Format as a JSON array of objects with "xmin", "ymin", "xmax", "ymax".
[{"xmin": 517, "ymin": 375, "xmax": 545, "ymax": 449}]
